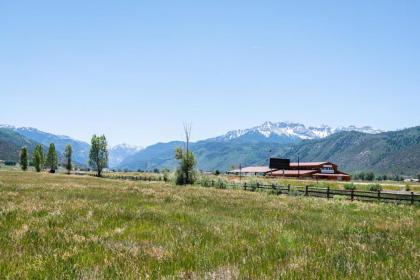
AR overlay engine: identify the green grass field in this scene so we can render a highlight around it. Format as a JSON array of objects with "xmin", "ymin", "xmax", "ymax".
[{"xmin": 0, "ymin": 171, "xmax": 418, "ymax": 279}]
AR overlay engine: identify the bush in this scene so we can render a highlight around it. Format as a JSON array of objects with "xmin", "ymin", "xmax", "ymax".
[
  {"xmin": 344, "ymin": 183, "xmax": 356, "ymax": 190},
  {"xmin": 215, "ymin": 178, "xmax": 228, "ymax": 189},
  {"xmin": 369, "ymin": 183, "xmax": 383, "ymax": 192},
  {"xmin": 199, "ymin": 176, "xmax": 212, "ymax": 188},
  {"xmin": 163, "ymin": 170, "xmax": 170, "ymax": 182},
  {"xmin": 405, "ymin": 184, "xmax": 411, "ymax": 192},
  {"xmin": 214, "ymin": 170, "xmax": 221, "ymax": 176},
  {"xmin": 247, "ymin": 180, "xmax": 260, "ymax": 191}
]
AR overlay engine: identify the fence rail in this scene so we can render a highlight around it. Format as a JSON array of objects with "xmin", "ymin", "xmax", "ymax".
[
  {"xmin": 74, "ymin": 173, "xmax": 419, "ymax": 205},
  {"xmin": 239, "ymin": 182, "xmax": 419, "ymax": 205}
]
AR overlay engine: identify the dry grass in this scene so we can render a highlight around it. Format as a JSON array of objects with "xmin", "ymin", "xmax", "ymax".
[{"xmin": 0, "ymin": 171, "xmax": 418, "ymax": 279}]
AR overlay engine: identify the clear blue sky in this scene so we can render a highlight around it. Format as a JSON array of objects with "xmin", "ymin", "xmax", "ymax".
[{"xmin": 1, "ymin": 0, "xmax": 419, "ymax": 146}]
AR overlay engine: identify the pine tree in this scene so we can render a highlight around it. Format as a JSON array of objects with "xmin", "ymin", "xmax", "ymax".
[
  {"xmin": 46, "ymin": 143, "xmax": 58, "ymax": 173},
  {"xmin": 65, "ymin": 144, "xmax": 73, "ymax": 174},
  {"xmin": 33, "ymin": 144, "xmax": 44, "ymax": 172},
  {"xmin": 89, "ymin": 135, "xmax": 108, "ymax": 177},
  {"xmin": 20, "ymin": 147, "xmax": 28, "ymax": 171}
]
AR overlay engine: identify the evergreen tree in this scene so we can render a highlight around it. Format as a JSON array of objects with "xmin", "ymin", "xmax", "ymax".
[
  {"xmin": 33, "ymin": 144, "xmax": 44, "ymax": 172},
  {"xmin": 89, "ymin": 135, "xmax": 108, "ymax": 177},
  {"xmin": 20, "ymin": 147, "xmax": 28, "ymax": 171},
  {"xmin": 46, "ymin": 143, "xmax": 58, "ymax": 173},
  {"xmin": 64, "ymin": 144, "xmax": 73, "ymax": 174}
]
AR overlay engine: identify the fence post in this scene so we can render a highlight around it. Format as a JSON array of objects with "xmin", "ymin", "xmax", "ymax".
[
  {"xmin": 256, "ymin": 183, "xmax": 259, "ymax": 191},
  {"xmin": 351, "ymin": 189, "xmax": 354, "ymax": 201},
  {"xmin": 327, "ymin": 187, "xmax": 330, "ymax": 199},
  {"xmin": 411, "ymin": 192, "xmax": 415, "ymax": 205},
  {"xmin": 272, "ymin": 184, "xmax": 279, "ymax": 195},
  {"xmin": 244, "ymin": 183, "xmax": 247, "ymax": 191},
  {"xmin": 378, "ymin": 190, "xmax": 381, "ymax": 201},
  {"xmin": 211, "ymin": 180, "xmax": 214, "ymax": 187},
  {"xmin": 288, "ymin": 184, "xmax": 290, "ymax": 194},
  {"xmin": 305, "ymin": 186, "xmax": 308, "ymax": 196}
]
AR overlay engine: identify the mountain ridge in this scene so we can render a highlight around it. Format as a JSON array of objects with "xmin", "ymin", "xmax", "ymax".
[{"xmin": 211, "ymin": 121, "xmax": 384, "ymax": 143}]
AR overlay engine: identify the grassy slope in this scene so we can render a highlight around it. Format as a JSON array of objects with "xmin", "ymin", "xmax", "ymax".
[
  {"xmin": 0, "ymin": 171, "xmax": 418, "ymax": 279},
  {"xmin": 0, "ymin": 128, "xmax": 41, "ymax": 161}
]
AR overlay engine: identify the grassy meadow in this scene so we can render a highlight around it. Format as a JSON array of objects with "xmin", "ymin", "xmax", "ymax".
[{"xmin": 0, "ymin": 171, "xmax": 418, "ymax": 279}]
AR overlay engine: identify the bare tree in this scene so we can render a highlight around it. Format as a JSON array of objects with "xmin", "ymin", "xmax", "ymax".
[{"xmin": 183, "ymin": 122, "xmax": 192, "ymax": 184}]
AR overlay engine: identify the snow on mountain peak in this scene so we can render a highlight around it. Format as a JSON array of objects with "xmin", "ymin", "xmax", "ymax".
[
  {"xmin": 216, "ymin": 122, "xmax": 384, "ymax": 142},
  {"xmin": 111, "ymin": 143, "xmax": 143, "ymax": 151}
]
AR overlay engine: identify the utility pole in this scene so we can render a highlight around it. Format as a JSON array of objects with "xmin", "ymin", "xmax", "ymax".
[{"xmin": 297, "ymin": 153, "xmax": 300, "ymax": 178}]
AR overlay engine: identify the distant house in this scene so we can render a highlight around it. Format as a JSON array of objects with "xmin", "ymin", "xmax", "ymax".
[{"xmin": 228, "ymin": 161, "xmax": 351, "ymax": 181}]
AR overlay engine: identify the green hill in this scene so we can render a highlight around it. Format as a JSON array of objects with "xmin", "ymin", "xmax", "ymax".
[
  {"xmin": 119, "ymin": 126, "xmax": 420, "ymax": 175},
  {"xmin": 0, "ymin": 128, "xmax": 41, "ymax": 161},
  {"xmin": 284, "ymin": 126, "xmax": 420, "ymax": 175}
]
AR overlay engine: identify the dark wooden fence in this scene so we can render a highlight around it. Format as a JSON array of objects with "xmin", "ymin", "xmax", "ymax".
[
  {"xmin": 74, "ymin": 172, "xmax": 419, "ymax": 205},
  {"xmin": 240, "ymin": 182, "xmax": 419, "ymax": 205}
]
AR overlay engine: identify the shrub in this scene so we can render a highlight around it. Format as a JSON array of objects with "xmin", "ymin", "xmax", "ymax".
[
  {"xmin": 405, "ymin": 184, "xmax": 411, "ymax": 192},
  {"xmin": 215, "ymin": 178, "xmax": 228, "ymax": 189},
  {"xmin": 163, "ymin": 170, "xmax": 170, "ymax": 182},
  {"xmin": 214, "ymin": 170, "xmax": 221, "ymax": 176},
  {"xmin": 199, "ymin": 176, "xmax": 212, "ymax": 188},
  {"xmin": 248, "ymin": 180, "xmax": 260, "ymax": 191},
  {"xmin": 369, "ymin": 183, "xmax": 383, "ymax": 192},
  {"xmin": 344, "ymin": 183, "xmax": 356, "ymax": 190}
]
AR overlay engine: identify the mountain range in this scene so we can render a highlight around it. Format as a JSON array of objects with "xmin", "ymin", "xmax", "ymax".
[
  {"xmin": 0, "ymin": 125, "xmax": 142, "ymax": 168},
  {"xmin": 209, "ymin": 122, "xmax": 383, "ymax": 143},
  {"xmin": 117, "ymin": 122, "xmax": 389, "ymax": 172},
  {"xmin": 1, "ymin": 122, "xmax": 419, "ymax": 175}
]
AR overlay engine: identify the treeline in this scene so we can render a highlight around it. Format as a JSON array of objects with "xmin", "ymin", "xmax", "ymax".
[
  {"xmin": 19, "ymin": 143, "xmax": 66, "ymax": 173},
  {"xmin": 18, "ymin": 134, "xmax": 109, "ymax": 177},
  {"xmin": 352, "ymin": 171, "xmax": 420, "ymax": 182}
]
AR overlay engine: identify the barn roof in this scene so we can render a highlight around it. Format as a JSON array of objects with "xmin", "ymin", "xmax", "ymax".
[
  {"xmin": 289, "ymin": 162, "xmax": 334, "ymax": 167},
  {"xmin": 229, "ymin": 166, "xmax": 274, "ymax": 173},
  {"xmin": 313, "ymin": 173, "xmax": 351, "ymax": 177},
  {"xmin": 271, "ymin": 170, "xmax": 318, "ymax": 176}
]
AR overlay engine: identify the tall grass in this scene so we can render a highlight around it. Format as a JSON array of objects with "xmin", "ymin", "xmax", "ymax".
[{"xmin": 0, "ymin": 171, "xmax": 418, "ymax": 279}]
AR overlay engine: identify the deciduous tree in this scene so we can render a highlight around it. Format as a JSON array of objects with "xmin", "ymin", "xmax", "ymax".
[
  {"xmin": 33, "ymin": 144, "xmax": 44, "ymax": 172},
  {"xmin": 20, "ymin": 147, "xmax": 28, "ymax": 171},
  {"xmin": 89, "ymin": 135, "xmax": 108, "ymax": 177},
  {"xmin": 175, "ymin": 123, "xmax": 197, "ymax": 185},
  {"xmin": 65, "ymin": 144, "xmax": 73, "ymax": 174},
  {"xmin": 46, "ymin": 143, "xmax": 58, "ymax": 173}
]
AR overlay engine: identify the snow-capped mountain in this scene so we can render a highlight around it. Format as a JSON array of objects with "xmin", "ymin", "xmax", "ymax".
[
  {"xmin": 212, "ymin": 121, "xmax": 384, "ymax": 143},
  {"xmin": 109, "ymin": 143, "xmax": 143, "ymax": 168}
]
